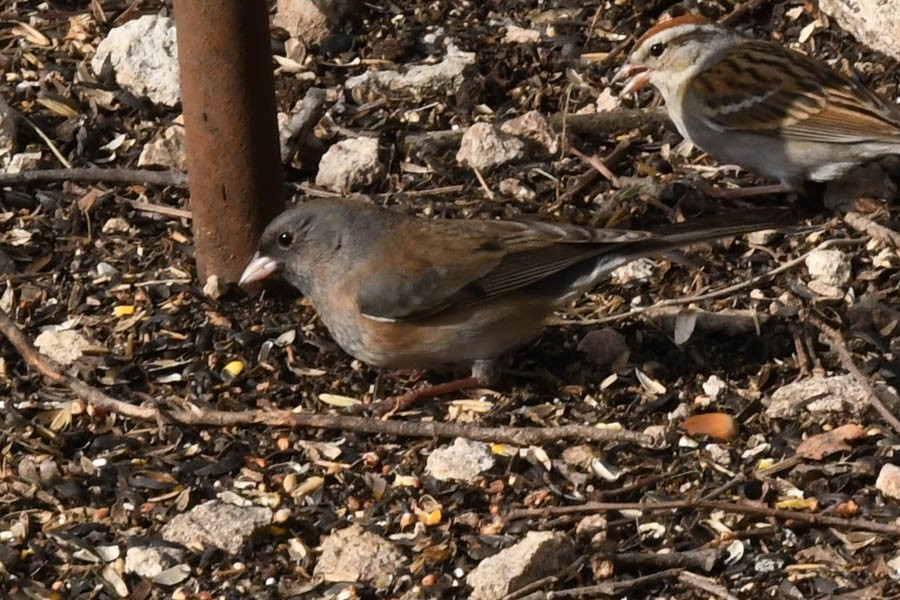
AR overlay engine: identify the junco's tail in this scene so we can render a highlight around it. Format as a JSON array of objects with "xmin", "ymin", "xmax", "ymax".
[{"xmin": 548, "ymin": 206, "xmax": 799, "ymax": 299}]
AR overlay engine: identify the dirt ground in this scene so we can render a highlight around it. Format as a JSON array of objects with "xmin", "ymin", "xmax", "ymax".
[{"xmin": 1, "ymin": 0, "xmax": 900, "ymax": 598}]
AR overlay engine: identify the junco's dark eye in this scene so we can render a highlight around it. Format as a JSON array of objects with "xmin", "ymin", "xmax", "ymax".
[
  {"xmin": 650, "ymin": 42, "xmax": 665, "ymax": 57},
  {"xmin": 278, "ymin": 232, "xmax": 294, "ymax": 248}
]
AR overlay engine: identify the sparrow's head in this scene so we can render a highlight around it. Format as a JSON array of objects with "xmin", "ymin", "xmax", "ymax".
[{"xmin": 613, "ymin": 15, "xmax": 737, "ymax": 99}]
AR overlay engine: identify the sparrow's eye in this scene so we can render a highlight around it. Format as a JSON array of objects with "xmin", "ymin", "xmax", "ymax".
[
  {"xmin": 649, "ymin": 42, "xmax": 665, "ymax": 57},
  {"xmin": 277, "ymin": 232, "xmax": 294, "ymax": 248}
]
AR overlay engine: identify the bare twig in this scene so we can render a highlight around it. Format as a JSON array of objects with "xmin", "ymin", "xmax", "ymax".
[
  {"xmin": 506, "ymin": 499, "xmax": 900, "ymax": 536},
  {"xmin": 613, "ymin": 549, "xmax": 720, "ymax": 572},
  {"xmin": 569, "ymin": 145, "xmax": 620, "ymax": 188},
  {"xmin": 128, "ymin": 200, "xmax": 192, "ymax": 220},
  {"xmin": 678, "ymin": 571, "xmax": 738, "ymax": 600},
  {"xmin": 843, "ymin": 211, "xmax": 900, "ymax": 248},
  {"xmin": 0, "ymin": 167, "xmax": 188, "ymax": 187},
  {"xmin": 720, "ymin": 0, "xmax": 773, "ymax": 26},
  {"xmin": 0, "ymin": 310, "xmax": 652, "ymax": 446},
  {"xmin": 516, "ymin": 569, "xmax": 682, "ymax": 600},
  {"xmin": 808, "ymin": 313, "xmax": 900, "ymax": 435},
  {"xmin": 549, "ymin": 107, "xmax": 668, "ymax": 135},
  {"xmin": 20, "ymin": 115, "xmax": 73, "ymax": 169}
]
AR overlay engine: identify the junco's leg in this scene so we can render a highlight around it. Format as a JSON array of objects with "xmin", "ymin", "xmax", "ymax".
[{"xmin": 367, "ymin": 359, "xmax": 500, "ymax": 417}]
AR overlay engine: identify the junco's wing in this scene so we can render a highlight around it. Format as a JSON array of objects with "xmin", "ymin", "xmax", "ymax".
[
  {"xmin": 356, "ymin": 208, "xmax": 788, "ymax": 322},
  {"xmin": 688, "ymin": 40, "xmax": 900, "ymax": 143},
  {"xmin": 355, "ymin": 219, "xmax": 652, "ymax": 321}
]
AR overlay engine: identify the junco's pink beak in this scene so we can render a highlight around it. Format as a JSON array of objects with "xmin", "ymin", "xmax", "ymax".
[
  {"xmin": 238, "ymin": 252, "xmax": 280, "ymax": 286},
  {"xmin": 612, "ymin": 64, "xmax": 650, "ymax": 97}
]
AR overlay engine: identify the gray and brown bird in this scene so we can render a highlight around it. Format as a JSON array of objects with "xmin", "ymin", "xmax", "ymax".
[{"xmin": 240, "ymin": 196, "xmax": 788, "ymax": 411}]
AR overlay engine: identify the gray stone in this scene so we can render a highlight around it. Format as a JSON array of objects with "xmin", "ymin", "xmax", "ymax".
[
  {"xmin": 314, "ymin": 524, "xmax": 405, "ymax": 589},
  {"xmin": 818, "ymin": 0, "xmax": 900, "ymax": 61},
  {"xmin": 766, "ymin": 374, "xmax": 880, "ymax": 419},
  {"xmin": 124, "ymin": 545, "xmax": 186, "ymax": 579},
  {"xmin": 426, "ymin": 438, "xmax": 494, "ymax": 482},
  {"xmin": 273, "ymin": 0, "xmax": 354, "ymax": 45},
  {"xmin": 346, "ymin": 44, "xmax": 475, "ymax": 99},
  {"xmin": 161, "ymin": 500, "xmax": 272, "ymax": 554},
  {"xmin": 467, "ymin": 531, "xmax": 576, "ymax": 600},
  {"xmin": 137, "ymin": 124, "xmax": 185, "ymax": 171},
  {"xmin": 500, "ymin": 110, "xmax": 558, "ymax": 155},
  {"xmin": 315, "ymin": 137, "xmax": 384, "ymax": 193},
  {"xmin": 34, "ymin": 329, "xmax": 91, "ymax": 366},
  {"xmin": 805, "ymin": 249, "xmax": 852, "ymax": 287},
  {"xmin": 456, "ymin": 123, "xmax": 525, "ymax": 171},
  {"xmin": 92, "ymin": 15, "xmax": 180, "ymax": 106}
]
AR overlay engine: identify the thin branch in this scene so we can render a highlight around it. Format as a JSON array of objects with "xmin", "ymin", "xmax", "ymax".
[
  {"xmin": 808, "ymin": 313, "xmax": 900, "ymax": 435},
  {"xmin": 0, "ymin": 310, "xmax": 653, "ymax": 446},
  {"xmin": 506, "ymin": 499, "xmax": 900, "ymax": 536},
  {"xmin": 549, "ymin": 107, "xmax": 668, "ymax": 135},
  {"xmin": 0, "ymin": 167, "xmax": 188, "ymax": 187},
  {"xmin": 843, "ymin": 211, "xmax": 900, "ymax": 249}
]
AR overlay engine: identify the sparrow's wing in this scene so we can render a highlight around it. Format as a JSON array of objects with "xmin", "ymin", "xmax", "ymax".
[
  {"xmin": 354, "ymin": 218, "xmax": 650, "ymax": 321},
  {"xmin": 689, "ymin": 40, "xmax": 900, "ymax": 143}
]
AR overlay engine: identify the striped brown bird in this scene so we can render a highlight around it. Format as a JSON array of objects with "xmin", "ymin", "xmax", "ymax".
[{"xmin": 611, "ymin": 15, "xmax": 900, "ymax": 191}]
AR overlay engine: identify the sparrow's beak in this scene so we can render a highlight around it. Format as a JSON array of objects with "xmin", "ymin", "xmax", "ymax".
[
  {"xmin": 611, "ymin": 64, "xmax": 650, "ymax": 97},
  {"xmin": 238, "ymin": 252, "xmax": 281, "ymax": 286}
]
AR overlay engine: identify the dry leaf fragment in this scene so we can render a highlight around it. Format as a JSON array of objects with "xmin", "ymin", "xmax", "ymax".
[
  {"xmin": 796, "ymin": 423, "xmax": 866, "ymax": 460},
  {"xmin": 674, "ymin": 308, "xmax": 697, "ymax": 345},
  {"xmin": 318, "ymin": 393, "xmax": 361, "ymax": 407},
  {"xmin": 12, "ymin": 22, "xmax": 51, "ymax": 46}
]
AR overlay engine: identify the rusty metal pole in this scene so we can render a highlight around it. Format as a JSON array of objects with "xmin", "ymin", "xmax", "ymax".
[{"xmin": 173, "ymin": 1, "xmax": 284, "ymax": 285}]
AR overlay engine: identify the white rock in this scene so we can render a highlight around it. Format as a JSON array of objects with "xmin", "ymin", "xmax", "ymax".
[
  {"xmin": 92, "ymin": 15, "xmax": 180, "ymax": 106},
  {"xmin": 102, "ymin": 217, "xmax": 132, "ymax": 235},
  {"xmin": 346, "ymin": 44, "xmax": 476, "ymax": 99},
  {"xmin": 805, "ymin": 249, "xmax": 851, "ymax": 287},
  {"xmin": 610, "ymin": 257, "xmax": 655, "ymax": 285},
  {"xmin": 500, "ymin": 110, "xmax": 559, "ymax": 155},
  {"xmin": 273, "ymin": 0, "xmax": 352, "ymax": 45},
  {"xmin": 498, "ymin": 178, "xmax": 536, "ymax": 202},
  {"xmin": 314, "ymin": 524, "xmax": 405, "ymax": 589},
  {"xmin": 456, "ymin": 123, "xmax": 525, "ymax": 171},
  {"xmin": 137, "ymin": 124, "xmax": 185, "ymax": 171},
  {"xmin": 6, "ymin": 151, "xmax": 41, "ymax": 174},
  {"xmin": 124, "ymin": 545, "xmax": 186, "ymax": 578},
  {"xmin": 315, "ymin": 137, "xmax": 384, "ymax": 193},
  {"xmin": 746, "ymin": 229, "xmax": 778, "ymax": 245},
  {"xmin": 766, "ymin": 374, "xmax": 886, "ymax": 419},
  {"xmin": 34, "ymin": 329, "xmax": 91, "ymax": 366},
  {"xmin": 426, "ymin": 437, "xmax": 494, "ymax": 482},
  {"xmin": 467, "ymin": 531, "xmax": 576, "ymax": 600},
  {"xmin": 702, "ymin": 375, "xmax": 727, "ymax": 399},
  {"xmin": 877, "ymin": 464, "xmax": 900, "ymax": 500},
  {"xmin": 818, "ymin": 0, "xmax": 900, "ymax": 61},
  {"xmin": 503, "ymin": 25, "xmax": 541, "ymax": 44}
]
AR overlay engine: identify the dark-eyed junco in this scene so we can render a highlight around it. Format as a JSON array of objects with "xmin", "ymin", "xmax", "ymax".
[{"xmin": 240, "ymin": 196, "xmax": 788, "ymax": 411}]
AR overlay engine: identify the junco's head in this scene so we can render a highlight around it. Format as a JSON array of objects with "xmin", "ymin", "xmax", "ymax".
[{"xmin": 240, "ymin": 197, "xmax": 788, "ymax": 384}]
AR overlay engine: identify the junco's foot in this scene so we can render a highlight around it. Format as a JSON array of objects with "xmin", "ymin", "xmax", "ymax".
[{"xmin": 240, "ymin": 196, "xmax": 791, "ymax": 412}]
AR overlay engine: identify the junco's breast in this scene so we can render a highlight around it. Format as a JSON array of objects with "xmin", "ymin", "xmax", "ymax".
[{"xmin": 313, "ymin": 279, "xmax": 553, "ymax": 370}]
